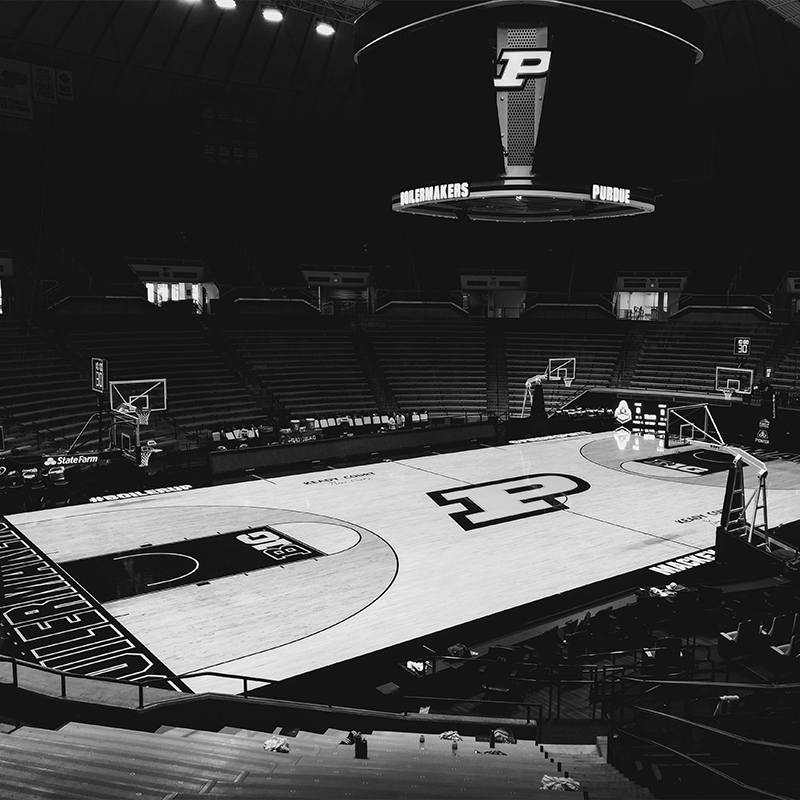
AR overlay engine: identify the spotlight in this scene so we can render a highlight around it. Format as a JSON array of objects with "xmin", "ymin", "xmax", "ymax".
[
  {"xmin": 315, "ymin": 18, "xmax": 335, "ymax": 36},
  {"xmin": 261, "ymin": 3, "xmax": 283, "ymax": 22},
  {"xmin": 214, "ymin": 0, "xmax": 236, "ymax": 8}
]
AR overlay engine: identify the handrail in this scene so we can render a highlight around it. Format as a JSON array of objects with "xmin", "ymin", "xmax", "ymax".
[
  {"xmin": 578, "ymin": 641, "xmax": 713, "ymax": 665},
  {"xmin": 66, "ymin": 412, "xmax": 100, "ymax": 453},
  {"xmin": 677, "ymin": 293, "xmax": 772, "ymax": 315},
  {"xmin": 0, "ymin": 655, "xmax": 540, "ymax": 730},
  {"xmin": 139, "ymin": 669, "xmax": 276, "ymax": 698},
  {"xmin": 612, "ymin": 727, "xmax": 792, "ymax": 800},
  {"xmin": 440, "ymin": 654, "xmax": 627, "ymax": 675},
  {"xmin": 0, "ymin": 654, "xmax": 184, "ymax": 709},
  {"xmin": 554, "ymin": 385, "xmax": 593, "ymax": 411},
  {"xmin": 635, "ymin": 705, "xmax": 800, "ymax": 754},
  {"xmin": 622, "ymin": 676, "xmax": 800, "ymax": 691},
  {"xmin": 403, "ymin": 695, "xmax": 541, "ymax": 727}
]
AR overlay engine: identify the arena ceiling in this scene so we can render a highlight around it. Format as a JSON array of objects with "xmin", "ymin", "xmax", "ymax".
[
  {"xmin": 0, "ymin": 0, "xmax": 798, "ymax": 289},
  {"xmin": 0, "ymin": 0, "xmax": 376, "ymax": 126},
  {"xmin": 0, "ymin": 0, "xmax": 797, "ymax": 115}
]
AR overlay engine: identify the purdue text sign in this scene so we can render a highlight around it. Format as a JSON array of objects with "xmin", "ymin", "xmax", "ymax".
[{"xmin": 591, "ymin": 184, "xmax": 631, "ymax": 204}]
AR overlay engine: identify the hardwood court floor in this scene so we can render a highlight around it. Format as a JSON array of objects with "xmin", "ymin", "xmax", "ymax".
[{"xmin": 9, "ymin": 431, "xmax": 800, "ymax": 694}]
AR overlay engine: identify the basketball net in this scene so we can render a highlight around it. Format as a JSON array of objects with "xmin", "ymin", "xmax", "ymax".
[
  {"xmin": 118, "ymin": 401, "xmax": 150, "ymax": 425},
  {"xmin": 721, "ymin": 388, "xmax": 733, "ymax": 401},
  {"xmin": 140, "ymin": 442, "xmax": 161, "ymax": 468},
  {"xmin": 564, "ymin": 378, "xmax": 573, "ymax": 388}
]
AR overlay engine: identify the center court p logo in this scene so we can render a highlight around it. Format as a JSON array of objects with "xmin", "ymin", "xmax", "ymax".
[{"xmin": 428, "ymin": 474, "xmax": 590, "ymax": 531}]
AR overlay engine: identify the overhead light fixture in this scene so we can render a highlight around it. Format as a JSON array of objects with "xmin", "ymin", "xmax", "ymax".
[
  {"xmin": 315, "ymin": 18, "xmax": 335, "ymax": 36},
  {"xmin": 261, "ymin": 3, "xmax": 283, "ymax": 22},
  {"xmin": 214, "ymin": 0, "xmax": 236, "ymax": 9}
]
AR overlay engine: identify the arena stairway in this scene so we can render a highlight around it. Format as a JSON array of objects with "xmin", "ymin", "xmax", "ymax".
[{"xmin": 0, "ymin": 721, "xmax": 656, "ymax": 799}]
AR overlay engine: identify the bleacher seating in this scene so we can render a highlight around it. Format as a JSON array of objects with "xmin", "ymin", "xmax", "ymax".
[
  {"xmin": 363, "ymin": 316, "xmax": 489, "ymax": 419},
  {"xmin": 504, "ymin": 321, "xmax": 625, "ymax": 416},
  {"xmin": 0, "ymin": 318, "xmax": 96, "ymax": 452},
  {"xmin": 221, "ymin": 318, "xmax": 378, "ymax": 419},
  {"xmin": 1, "ymin": 313, "xmax": 796, "ymax": 458},
  {"xmin": 0, "ymin": 722, "xmax": 652, "ymax": 799},
  {"xmin": 717, "ymin": 618, "xmax": 762, "ymax": 659},
  {"xmin": 60, "ymin": 316, "xmax": 263, "ymax": 439},
  {"xmin": 773, "ymin": 332, "xmax": 800, "ymax": 402},
  {"xmin": 627, "ymin": 322, "xmax": 776, "ymax": 396}
]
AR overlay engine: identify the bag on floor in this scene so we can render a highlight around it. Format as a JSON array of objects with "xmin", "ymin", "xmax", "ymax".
[
  {"xmin": 263, "ymin": 736, "xmax": 289, "ymax": 753},
  {"xmin": 541, "ymin": 775, "xmax": 581, "ymax": 791}
]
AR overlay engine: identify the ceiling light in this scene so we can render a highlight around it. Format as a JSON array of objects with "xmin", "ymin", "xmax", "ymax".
[
  {"xmin": 214, "ymin": 0, "xmax": 236, "ymax": 9},
  {"xmin": 261, "ymin": 4, "xmax": 283, "ymax": 22},
  {"xmin": 315, "ymin": 19, "xmax": 335, "ymax": 36}
]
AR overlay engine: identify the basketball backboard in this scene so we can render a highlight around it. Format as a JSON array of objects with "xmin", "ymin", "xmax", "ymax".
[
  {"xmin": 547, "ymin": 357, "xmax": 576, "ymax": 386},
  {"xmin": 109, "ymin": 379, "xmax": 168, "ymax": 413},
  {"xmin": 547, "ymin": 358, "xmax": 577, "ymax": 382},
  {"xmin": 715, "ymin": 367, "xmax": 753, "ymax": 399},
  {"xmin": 664, "ymin": 403, "xmax": 725, "ymax": 450}
]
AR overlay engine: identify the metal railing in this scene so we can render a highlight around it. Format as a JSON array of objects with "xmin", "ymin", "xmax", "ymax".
[
  {"xmin": 403, "ymin": 694, "xmax": 541, "ymax": 731},
  {"xmin": 375, "ymin": 289, "xmax": 468, "ymax": 312},
  {"xmin": 42, "ymin": 280, "xmax": 148, "ymax": 309},
  {"xmin": 436, "ymin": 654, "xmax": 622, "ymax": 722},
  {"xmin": 0, "ymin": 654, "xmax": 183, "ymax": 713},
  {"xmin": 609, "ymin": 725, "xmax": 792, "ymax": 800},
  {"xmin": 523, "ymin": 292, "xmax": 615, "ymax": 316},
  {"xmin": 0, "ymin": 655, "xmax": 540, "ymax": 733},
  {"xmin": 677, "ymin": 293, "xmax": 772, "ymax": 316}
]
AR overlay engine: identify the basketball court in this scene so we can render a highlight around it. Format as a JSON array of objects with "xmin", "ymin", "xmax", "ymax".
[{"xmin": 4, "ymin": 427, "xmax": 799, "ymax": 696}]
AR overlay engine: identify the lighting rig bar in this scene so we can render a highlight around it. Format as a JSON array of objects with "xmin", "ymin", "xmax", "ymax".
[{"xmin": 281, "ymin": 0, "xmax": 379, "ymax": 25}]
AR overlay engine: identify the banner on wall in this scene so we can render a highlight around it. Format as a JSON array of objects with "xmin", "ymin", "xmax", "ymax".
[
  {"xmin": 56, "ymin": 69, "xmax": 74, "ymax": 101},
  {"xmin": 32, "ymin": 65, "xmax": 58, "ymax": 104},
  {"xmin": 0, "ymin": 57, "xmax": 33, "ymax": 119}
]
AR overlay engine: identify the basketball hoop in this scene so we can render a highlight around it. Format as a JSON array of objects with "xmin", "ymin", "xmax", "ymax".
[
  {"xmin": 564, "ymin": 378, "xmax": 573, "ymax": 388},
  {"xmin": 140, "ymin": 440, "xmax": 161, "ymax": 467},
  {"xmin": 116, "ymin": 401, "xmax": 150, "ymax": 425},
  {"xmin": 722, "ymin": 388, "xmax": 733, "ymax": 401}
]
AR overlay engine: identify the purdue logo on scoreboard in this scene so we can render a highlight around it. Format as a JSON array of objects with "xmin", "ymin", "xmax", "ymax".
[{"xmin": 428, "ymin": 474, "xmax": 590, "ymax": 531}]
